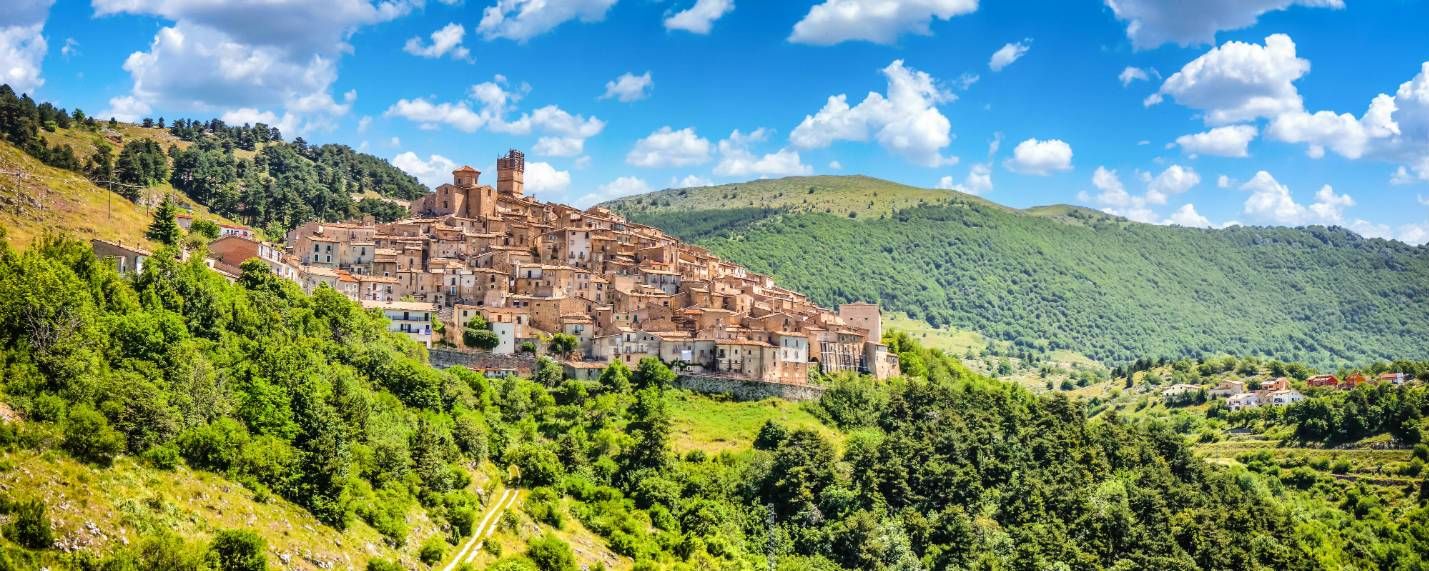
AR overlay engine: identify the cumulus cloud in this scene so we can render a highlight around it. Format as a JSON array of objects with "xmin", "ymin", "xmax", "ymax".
[
  {"xmin": 789, "ymin": 0, "xmax": 978, "ymax": 46},
  {"xmin": 1175, "ymin": 125, "xmax": 1257, "ymax": 158},
  {"xmin": 664, "ymin": 0, "xmax": 734, "ymax": 34},
  {"xmin": 941, "ymin": 163, "xmax": 992, "ymax": 195},
  {"xmin": 1146, "ymin": 164, "xmax": 1201, "ymax": 204},
  {"xmin": 1118, "ymin": 66, "xmax": 1149, "ymax": 87},
  {"xmin": 93, "ymin": 0, "xmax": 405, "ymax": 132},
  {"xmin": 386, "ymin": 75, "xmax": 605, "ymax": 153},
  {"xmin": 404, "ymin": 22, "xmax": 471, "ymax": 61},
  {"xmin": 522, "ymin": 161, "xmax": 572, "ymax": 194},
  {"xmin": 478, "ymin": 0, "xmax": 617, "ymax": 42},
  {"xmin": 713, "ymin": 128, "xmax": 812, "ymax": 178},
  {"xmin": 673, "ymin": 174, "xmax": 714, "ymax": 188},
  {"xmin": 1239, "ymin": 170, "xmax": 1354, "ymax": 225},
  {"xmin": 601, "ymin": 71, "xmax": 653, "ymax": 103},
  {"xmin": 1150, "ymin": 34, "xmax": 1308, "ymax": 125},
  {"xmin": 1217, "ymin": 174, "xmax": 1233, "ymax": 188},
  {"xmin": 1004, "ymin": 138, "xmax": 1072, "ymax": 175},
  {"xmin": 790, "ymin": 59, "xmax": 956, "ymax": 167},
  {"xmin": 0, "ymin": 0, "xmax": 52, "ymax": 94},
  {"xmin": 576, "ymin": 176, "xmax": 651, "ymax": 206},
  {"xmin": 1085, "ymin": 166, "xmax": 1158, "ymax": 223},
  {"xmin": 393, "ymin": 151, "xmax": 459, "ymax": 189},
  {"xmin": 1105, "ymin": 0, "xmax": 1344, "ymax": 50},
  {"xmin": 988, "ymin": 39, "xmax": 1031, "ymax": 72},
  {"xmin": 627, "ymin": 126, "xmax": 713, "ymax": 167},
  {"xmin": 1164, "ymin": 203, "xmax": 1212, "ymax": 228}
]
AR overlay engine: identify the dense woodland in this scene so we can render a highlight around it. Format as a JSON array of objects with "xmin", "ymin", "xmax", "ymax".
[
  {"xmin": 611, "ymin": 181, "xmax": 1429, "ymax": 369},
  {"xmin": 3, "ymin": 226, "xmax": 1425, "ymax": 570},
  {"xmin": 0, "ymin": 85, "xmax": 423, "ymax": 234}
]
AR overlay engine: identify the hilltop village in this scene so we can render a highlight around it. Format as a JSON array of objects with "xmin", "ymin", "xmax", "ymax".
[{"xmin": 98, "ymin": 150, "xmax": 898, "ymax": 385}]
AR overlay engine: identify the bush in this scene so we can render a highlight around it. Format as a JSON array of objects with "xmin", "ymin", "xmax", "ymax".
[
  {"xmin": 143, "ymin": 444, "xmax": 181, "ymax": 470},
  {"xmin": 209, "ymin": 529, "xmax": 266, "ymax": 571},
  {"xmin": 62, "ymin": 404, "xmax": 125, "ymax": 465},
  {"xmin": 526, "ymin": 533, "xmax": 577, "ymax": 571},
  {"xmin": 367, "ymin": 558, "xmax": 403, "ymax": 571},
  {"xmin": 1331, "ymin": 459, "xmax": 1352, "ymax": 474},
  {"xmin": 177, "ymin": 418, "xmax": 249, "ymax": 471},
  {"xmin": 3, "ymin": 499, "xmax": 53, "ymax": 549},
  {"xmin": 419, "ymin": 536, "xmax": 448, "ymax": 566}
]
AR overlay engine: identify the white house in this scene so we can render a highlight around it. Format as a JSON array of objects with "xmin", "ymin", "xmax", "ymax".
[
  {"xmin": 363, "ymin": 299, "xmax": 435, "ymax": 348},
  {"xmin": 1227, "ymin": 392, "xmax": 1261, "ymax": 411},
  {"xmin": 1266, "ymin": 389, "xmax": 1306, "ymax": 406}
]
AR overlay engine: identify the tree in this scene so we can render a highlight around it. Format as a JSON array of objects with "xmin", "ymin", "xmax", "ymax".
[
  {"xmin": 535, "ymin": 356, "xmax": 563, "ymax": 387},
  {"xmin": 62, "ymin": 404, "xmax": 126, "ymax": 466},
  {"xmin": 3, "ymin": 499, "xmax": 53, "ymax": 550},
  {"xmin": 633, "ymin": 357, "xmax": 675, "ymax": 391},
  {"xmin": 189, "ymin": 219, "xmax": 221, "ymax": 240},
  {"xmin": 598, "ymin": 360, "xmax": 632, "ymax": 393},
  {"xmin": 463, "ymin": 314, "xmax": 501, "ymax": 351},
  {"xmin": 547, "ymin": 333, "xmax": 579, "ymax": 359},
  {"xmin": 209, "ymin": 529, "xmax": 266, "ymax": 571},
  {"xmin": 146, "ymin": 196, "xmax": 182, "ymax": 246}
]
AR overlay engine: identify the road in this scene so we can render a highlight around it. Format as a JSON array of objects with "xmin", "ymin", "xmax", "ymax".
[{"xmin": 441, "ymin": 487, "xmax": 521, "ymax": 571}]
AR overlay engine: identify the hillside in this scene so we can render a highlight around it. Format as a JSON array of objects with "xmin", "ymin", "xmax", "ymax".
[{"xmin": 604, "ymin": 175, "xmax": 1429, "ymax": 368}]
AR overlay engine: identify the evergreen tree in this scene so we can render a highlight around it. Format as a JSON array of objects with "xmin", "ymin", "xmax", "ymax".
[{"xmin": 146, "ymin": 196, "xmax": 182, "ymax": 246}]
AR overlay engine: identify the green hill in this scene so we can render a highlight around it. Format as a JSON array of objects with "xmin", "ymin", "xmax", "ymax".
[{"xmin": 602, "ymin": 175, "xmax": 1429, "ymax": 368}]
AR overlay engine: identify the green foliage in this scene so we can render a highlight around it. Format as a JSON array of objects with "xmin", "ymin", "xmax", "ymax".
[
  {"xmin": 208, "ymin": 529, "xmax": 266, "ymax": 571},
  {"xmin": 632, "ymin": 357, "xmax": 675, "ymax": 391},
  {"xmin": 525, "ymin": 533, "xmax": 577, "ymax": 571},
  {"xmin": 614, "ymin": 176, "xmax": 1429, "ymax": 367},
  {"xmin": 463, "ymin": 322, "xmax": 501, "ymax": 351},
  {"xmin": 146, "ymin": 196, "xmax": 182, "ymax": 246},
  {"xmin": 61, "ymin": 403, "xmax": 125, "ymax": 466},
  {"xmin": 2, "ymin": 499, "xmax": 53, "ymax": 550},
  {"xmin": 598, "ymin": 360, "xmax": 632, "ymax": 393},
  {"xmin": 418, "ymin": 536, "xmax": 447, "ymax": 566},
  {"xmin": 534, "ymin": 357, "xmax": 563, "ymax": 387},
  {"xmin": 365, "ymin": 558, "xmax": 402, "ymax": 571},
  {"xmin": 547, "ymin": 333, "xmax": 579, "ymax": 358},
  {"xmin": 189, "ymin": 219, "xmax": 221, "ymax": 240}
]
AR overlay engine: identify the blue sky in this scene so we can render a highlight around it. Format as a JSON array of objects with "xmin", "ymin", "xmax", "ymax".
[{"xmin": 5, "ymin": 0, "xmax": 1429, "ymax": 242}]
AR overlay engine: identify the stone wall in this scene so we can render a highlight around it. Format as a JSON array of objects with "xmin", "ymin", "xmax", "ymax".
[
  {"xmin": 429, "ymin": 347, "xmax": 536, "ymax": 376},
  {"xmin": 675, "ymin": 374, "xmax": 826, "ymax": 401}
]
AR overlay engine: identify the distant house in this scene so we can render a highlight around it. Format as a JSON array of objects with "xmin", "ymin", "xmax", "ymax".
[
  {"xmin": 1161, "ymin": 383, "xmax": 1202, "ymax": 398},
  {"xmin": 1379, "ymin": 372, "xmax": 1409, "ymax": 385},
  {"xmin": 1208, "ymin": 380, "xmax": 1246, "ymax": 398},
  {"xmin": 1265, "ymin": 389, "xmax": 1306, "ymax": 406},
  {"xmin": 1227, "ymin": 392, "xmax": 1261, "ymax": 411},
  {"xmin": 1342, "ymin": 373, "xmax": 1369, "ymax": 389},
  {"xmin": 1259, "ymin": 377, "xmax": 1291, "ymax": 393},
  {"xmin": 91, "ymin": 239, "xmax": 151, "ymax": 276},
  {"xmin": 362, "ymin": 299, "xmax": 435, "ymax": 348},
  {"xmin": 1306, "ymin": 374, "xmax": 1340, "ymax": 388}
]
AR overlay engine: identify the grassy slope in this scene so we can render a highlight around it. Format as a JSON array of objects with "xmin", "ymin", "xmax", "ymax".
[
  {"xmin": 0, "ymin": 450, "xmax": 449, "ymax": 570},
  {"xmin": 605, "ymin": 175, "xmax": 1429, "ymax": 368},
  {"xmin": 603, "ymin": 175, "xmax": 969, "ymax": 219},
  {"xmin": 665, "ymin": 390, "xmax": 843, "ymax": 455},
  {"xmin": 1, "ymin": 135, "xmax": 240, "ymax": 249}
]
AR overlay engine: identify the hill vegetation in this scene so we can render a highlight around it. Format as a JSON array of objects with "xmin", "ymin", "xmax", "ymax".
[{"xmin": 605, "ymin": 176, "xmax": 1429, "ymax": 368}]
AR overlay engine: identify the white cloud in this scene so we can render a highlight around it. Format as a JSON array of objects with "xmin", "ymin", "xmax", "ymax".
[
  {"xmin": 714, "ymin": 128, "xmax": 812, "ymax": 178},
  {"xmin": 1, "ymin": 0, "xmax": 54, "ymax": 94},
  {"xmin": 1118, "ymin": 66, "xmax": 1149, "ymax": 87},
  {"xmin": 1151, "ymin": 34, "xmax": 1308, "ymax": 125},
  {"xmin": 601, "ymin": 71, "xmax": 653, "ymax": 103},
  {"xmin": 673, "ymin": 174, "xmax": 714, "ymax": 188},
  {"xmin": 60, "ymin": 37, "xmax": 77, "ymax": 58},
  {"xmin": 1217, "ymin": 174, "xmax": 1233, "ymax": 188},
  {"xmin": 936, "ymin": 175, "xmax": 955, "ymax": 190},
  {"xmin": 478, "ymin": 0, "xmax": 618, "ymax": 42},
  {"xmin": 988, "ymin": 39, "xmax": 1031, "ymax": 72},
  {"xmin": 828, "ymin": 160, "xmax": 843, "ymax": 170},
  {"xmin": 1239, "ymin": 170, "xmax": 1355, "ymax": 225},
  {"xmin": 942, "ymin": 163, "xmax": 992, "ymax": 195},
  {"xmin": 789, "ymin": 0, "xmax": 978, "ymax": 46},
  {"xmin": 1175, "ymin": 125, "xmax": 1257, "ymax": 158},
  {"xmin": 1004, "ymin": 138, "xmax": 1072, "ymax": 175},
  {"xmin": 392, "ymin": 151, "xmax": 458, "ymax": 189},
  {"xmin": 1164, "ymin": 203, "xmax": 1212, "ymax": 228},
  {"xmin": 101, "ymin": 95, "xmax": 152, "ymax": 122},
  {"xmin": 386, "ymin": 76, "xmax": 605, "ymax": 152},
  {"xmin": 576, "ymin": 176, "xmax": 651, "ymax": 206},
  {"xmin": 790, "ymin": 59, "xmax": 956, "ymax": 167},
  {"xmin": 1145, "ymin": 164, "xmax": 1200, "ymax": 204},
  {"xmin": 627, "ymin": 126, "xmax": 712, "ymax": 167},
  {"xmin": 357, "ymin": 116, "xmax": 372, "ymax": 133},
  {"xmin": 385, "ymin": 98, "xmax": 485, "ymax": 132},
  {"xmin": 664, "ymin": 0, "xmax": 734, "ymax": 34},
  {"xmin": 94, "ymin": 0, "xmax": 405, "ymax": 133},
  {"xmin": 1105, "ymin": 0, "xmax": 1344, "ymax": 50},
  {"xmin": 404, "ymin": 22, "xmax": 471, "ymax": 61},
  {"xmin": 522, "ymin": 161, "xmax": 571, "ymax": 194},
  {"xmin": 1391, "ymin": 167, "xmax": 1417, "ymax": 186}
]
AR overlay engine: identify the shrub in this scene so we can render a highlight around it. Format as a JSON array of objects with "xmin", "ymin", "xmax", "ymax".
[
  {"xmin": 143, "ymin": 444, "xmax": 181, "ymax": 470},
  {"xmin": 3, "ymin": 499, "xmax": 53, "ymax": 549},
  {"xmin": 526, "ymin": 533, "xmax": 577, "ymax": 571},
  {"xmin": 1331, "ymin": 459, "xmax": 1352, "ymax": 474},
  {"xmin": 366, "ymin": 558, "xmax": 403, "ymax": 571},
  {"xmin": 419, "ymin": 536, "xmax": 448, "ymax": 566},
  {"xmin": 177, "ymin": 418, "xmax": 249, "ymax": 471},
  {"xmin": 209, "ymin": 529, "xmax": 266, "ymax": 571},
  {"xmin": 62, "ymin": 404, "xmax": 125, "ymax": 465}
]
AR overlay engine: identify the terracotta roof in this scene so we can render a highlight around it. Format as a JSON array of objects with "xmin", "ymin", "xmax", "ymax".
[{"xmin": 453, "ymin": 165, "xmax": 479, "ymax": 173}]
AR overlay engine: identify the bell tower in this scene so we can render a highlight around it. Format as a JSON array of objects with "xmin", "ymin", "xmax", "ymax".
[{"xmin": 496, "ymin": 149, "xmax": 525, "ymax": 196}]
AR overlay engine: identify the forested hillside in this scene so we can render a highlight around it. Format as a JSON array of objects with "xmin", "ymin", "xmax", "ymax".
[
  {"xmin": 0, "ymin": 85, "xmax": 422, "ymax": 239},
  {"xmin": 7, "ymin": 229, "xmax": 1394, "ymax": 570},
  {"xmin": 604, "ymin": 177, "xmax": 1429, "ymax": 368}
]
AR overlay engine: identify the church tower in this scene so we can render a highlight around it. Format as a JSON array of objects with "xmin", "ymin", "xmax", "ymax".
[{"xmin": 496, "ymin": 149, "xmax": 525, "ymax": 196}]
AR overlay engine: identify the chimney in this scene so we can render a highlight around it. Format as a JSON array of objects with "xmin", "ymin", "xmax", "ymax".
[{"xmin": 496, "ymin": 149, "xmax": 525, "ymax": 196}]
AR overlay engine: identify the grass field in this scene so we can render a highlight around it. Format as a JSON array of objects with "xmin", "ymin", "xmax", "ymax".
[
  {"xmin": 665, "ymin": 390, "xmax": 841, "ymax": 455},
  {"xmin": 602, "ymin": 175, "xmax": 973, "ymax": 219},
  {"xmin": 0, "ymin": 449, "xmax": 448, "ymax": 570}
]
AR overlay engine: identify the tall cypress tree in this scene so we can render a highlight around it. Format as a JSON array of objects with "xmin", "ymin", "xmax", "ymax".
[{"xmin": 146, "ymin": 195, "xmax": 182, "ymax": 246}]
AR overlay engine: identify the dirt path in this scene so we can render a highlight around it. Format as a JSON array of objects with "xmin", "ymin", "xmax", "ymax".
[{"xmin": 442, "ymin": 487, "xmax": 521, "ymax": 571}]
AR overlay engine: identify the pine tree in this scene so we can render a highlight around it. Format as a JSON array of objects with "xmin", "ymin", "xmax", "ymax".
[{"xmin": 146, "ymin": 195, "xmax": 182, "ymax": 246}]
